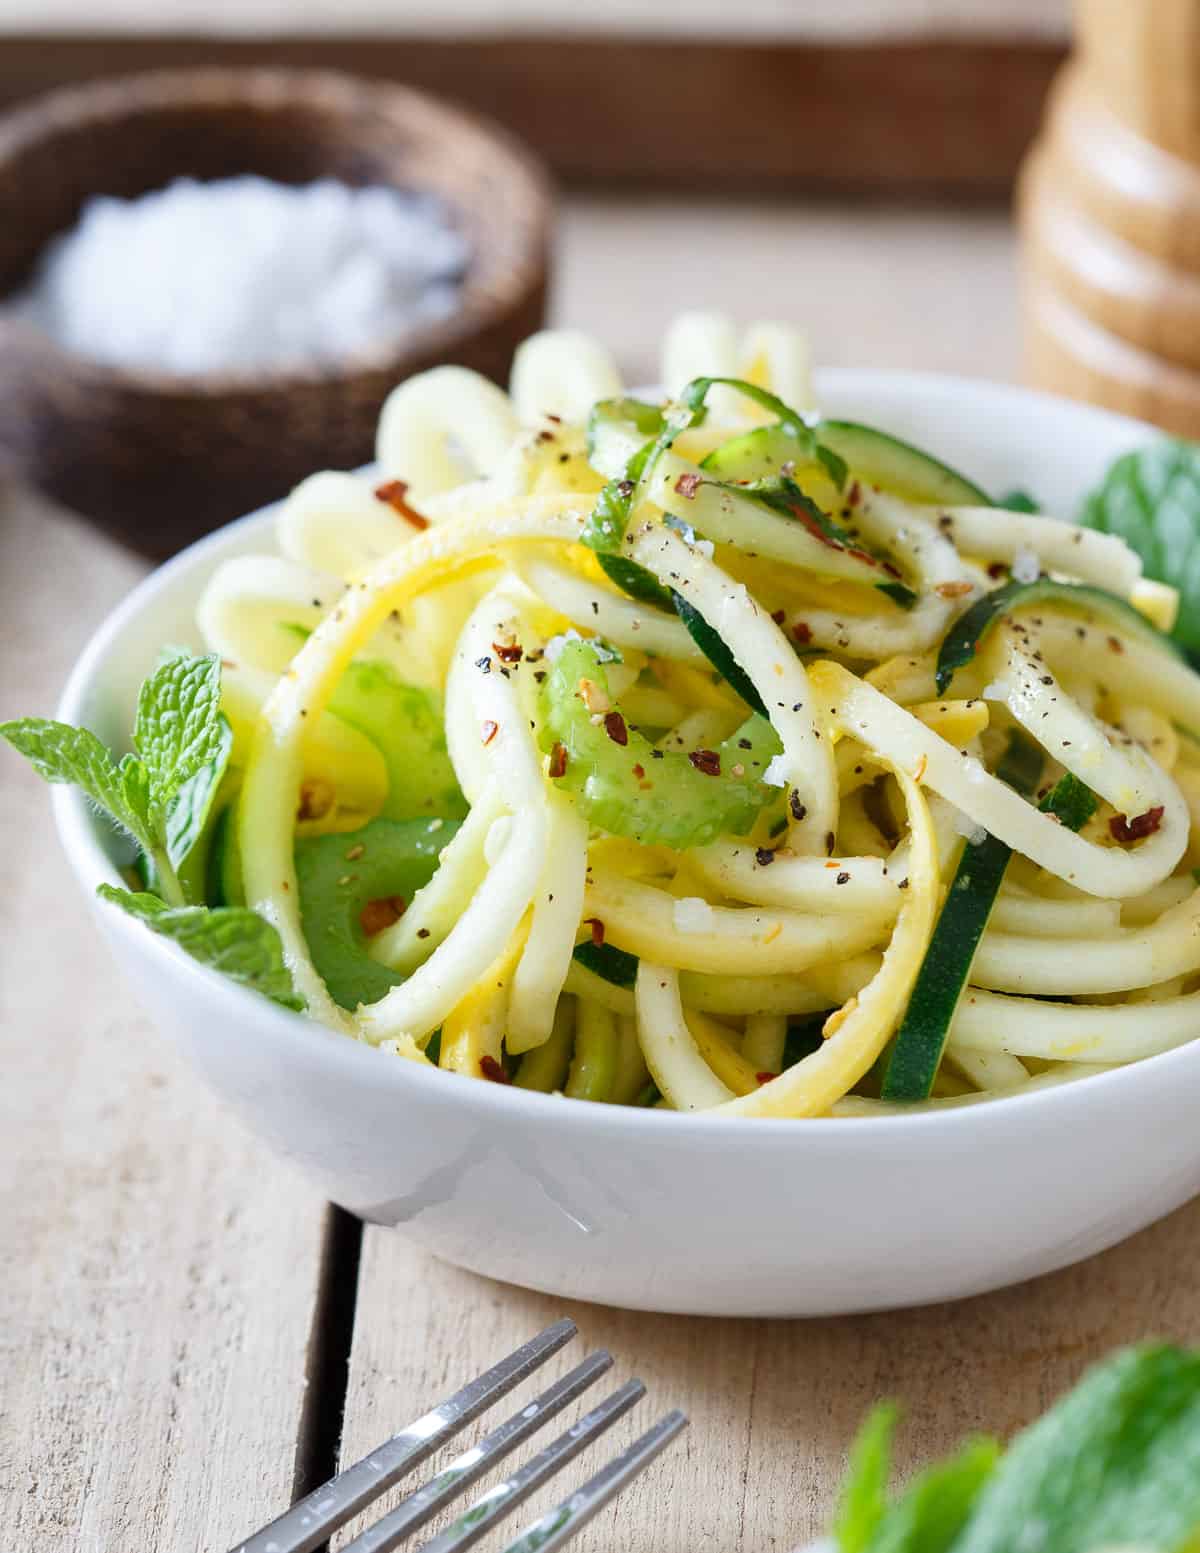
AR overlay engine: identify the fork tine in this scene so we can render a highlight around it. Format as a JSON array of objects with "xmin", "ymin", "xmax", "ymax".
[
  {"xmin": 497, "ymin": 1410, "xmax": 688, "ymax": 1553},
  {"xmin": 340, "ymin": 1351, "xmax": 614, "ymax": 1553},
  {"xmin": 416, "ymin": 1379, "xmax": 646, "ymax": 1553},
  {"xmin": 228, "ymin": 1319, "xmax": 577, "ymax": 1553}
]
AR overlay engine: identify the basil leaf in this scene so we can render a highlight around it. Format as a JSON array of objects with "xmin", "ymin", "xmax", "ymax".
[
  {"xmin": 134, "ymin": 651, "xmax": 228, "ymax": 811},
  {"xmin": 1080, "ymin": 440, "xmax": 1200, "ymax": 650},
  {"xmin": 98, "ymin": 885, "xmax": 305, "ymax": 1011},
  {"xmin": 0, "ymin": 718, "xmax": 155, "ymax": 853},
  {"xmin": 956, "ymin": 1345, "xmax": 1200, "ymax": 1553}
]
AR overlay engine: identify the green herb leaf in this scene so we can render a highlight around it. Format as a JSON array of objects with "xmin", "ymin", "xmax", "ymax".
[
  {"xmin": 998, "ymin": 489, "xmax": 1040, "ymax": 513},
  {"xmin": 164, "ymin": 720, "xmax": 234, "ymax": 873},
  {"xmin": 865, "ymin": 1439, "xmax": 999, "ymax": 1553},
  {"xmin": 0, "ymin": 718, "xmax": 155, "ymax": 852},
  {"xmin": 134, "ymin": 651, "xmax": 229, "ymax": 811},
  {"xmin": 98, "ymin": 885, "xmax": 305, "ymax": 1011},
  {"xmin": 1080, "ymin": 440, "xmax": 1200, "ymax": 650},
  {"xmin": 955, "ymin": 1345, "xmax": 1200, "ymax": 1553},
  {"xmin": 835, "ymin": 1404, "xmax": 896, "ymax": 1553}
]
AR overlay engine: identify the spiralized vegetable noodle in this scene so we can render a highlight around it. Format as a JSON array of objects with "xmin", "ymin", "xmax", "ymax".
[{"xmin": 196, "ymin": 312, "xmax": 1200, "ymax": 1117}]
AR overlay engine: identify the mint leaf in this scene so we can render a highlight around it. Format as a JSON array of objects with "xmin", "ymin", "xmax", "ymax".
[
  {"xmin": 163, "ymin": 720, "xmax": 233, "ymax": 873},
  {"xmin": 0, "ymin": 718, "xmax": 155, "ymax": 852},
  {"xmin": 955, "ymin": 1345, "xmax": 1200, "ymax": 1553},
  {"xmin": 1080, "ymin": 441, "xmax": 1200, "ymax": 650},
  {"xmin": 98, "ymin": 885, "xmax": 304, "ymax": 1011},
  {"xmin": 865, "ymin": 1440, "xmax": 997, "ymax": 1553},
  {"xmin": 835, "ymin": 1404, "xmax": 896, "ymax": 1553},
  {"xmin": 134, "ymin": 651, "xmax": 228, "ymax": 811}
]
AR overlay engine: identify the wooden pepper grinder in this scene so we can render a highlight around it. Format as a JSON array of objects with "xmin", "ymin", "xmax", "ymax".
[{"xmin": 1019, "ymin": 0, "xmax": 1200, "ymax": 434}]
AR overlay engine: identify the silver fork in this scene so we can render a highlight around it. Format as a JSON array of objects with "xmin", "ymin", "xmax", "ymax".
[{"xmin": 229, "ymin": 1318, "xmax": 686, "ymax": 1553}]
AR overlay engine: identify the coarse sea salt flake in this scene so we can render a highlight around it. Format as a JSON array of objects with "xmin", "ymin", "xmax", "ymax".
[
  {"xmin": 763, "ymin": 754, "xmax": 789, "ymax": 787},
  {"xmin": 18, "ymin": 175, "xmax": 469, "ymax": 375},
  {"xmin": 673, "ymin": 897, "xmax": 714, "ymax": 934}
]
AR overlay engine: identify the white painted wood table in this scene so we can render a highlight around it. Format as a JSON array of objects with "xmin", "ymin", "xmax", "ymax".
[{"xmin": 6, "ymin": 198, "xmax": 1199, "ymax": 1553}]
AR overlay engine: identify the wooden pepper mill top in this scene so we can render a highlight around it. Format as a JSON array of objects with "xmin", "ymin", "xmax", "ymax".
[{"xmin": 1020, "ymin": 0, "xmax": 1200, "ymax": 434}]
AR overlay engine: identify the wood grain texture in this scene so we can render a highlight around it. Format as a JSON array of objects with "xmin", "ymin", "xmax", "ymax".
[
  {"xmin": 0, "ymin": 33, "xmax": 1064, "ymax": 194},
  {"xmin": 0, "ymin": 486, "xmax": 328, "ymax": 1553},
  {"xmin": 339, "ymin": 1202, "xmax": 1200, "ymax": 1552},
  {"xmin": 1039, "ymin": 66, "xmax": 1200, "ymax": 274},
  {"xmin": 1021, "ymin": 147, "xmax": 1200, "ymax": 372},
  {"xmin": 1075, "ymin": 0, "xmax": 1200, "ymax": 164}
]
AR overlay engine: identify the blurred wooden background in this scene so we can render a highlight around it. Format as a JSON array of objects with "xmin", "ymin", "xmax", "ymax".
[{"xmin": 0, "ymin": 6, "xmax": 1069, "ymax": 194}]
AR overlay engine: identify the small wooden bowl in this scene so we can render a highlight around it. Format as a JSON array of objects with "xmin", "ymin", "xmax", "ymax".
[{"xmin": 0, "ymin": 69, "xmax": 551, "ymax": 557}]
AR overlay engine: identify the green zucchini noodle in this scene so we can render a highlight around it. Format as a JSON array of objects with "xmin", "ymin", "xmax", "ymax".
[{"xmin": 187, "ymin": 312, "xmax": 1200, "ymax": 1116}]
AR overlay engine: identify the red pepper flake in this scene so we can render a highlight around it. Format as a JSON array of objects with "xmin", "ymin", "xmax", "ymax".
[
  {"xmin": 688, "ymin": 748, "xmax": 721, "ymax": 776},
  {"xmin": 481, "ymin": 719, "xmax": 499, "ymax": 745},
  {"xmin": 604, "ymin": 711, "xmax": 629, "ymax": 746},
  {"xmin": 548, "ymin": 741, "xmax": 569, "ymax": 778},
  {"xmin": 584, "ymin": 917, "xmax": 606, "ymax": 947},
  {"xmin": 374, "ymin": 479, "xmax": 429, "ymax": 530},
  {"xmin": 297, "ymin": 778, "xmax": 335, "ymax": 822},
  {"xmin": 359, "ymin": 895, "xmax": 406, "ymax": 937},
  {"xmin": 755, "ymin": 1071, "xmax": 776, "ymax": 1086},
  {"xmin": 674, "ymin": 472, "xmax": 702, "ymax": 500},
  {"xmin": 847, "ymin": 480, "xmax": 862, "ymax": 507},
  {"xmin": 825, "ymin": 831, "xmax": 836, "ymax": 854},
  {"xmin": 935, "ymin": 580, "xmax": 974, "ymax": 600},
  {"xmin": 771, "ymin": 609, "xmax": 786, "ymax": 625},
  {"xmin": 1109, "ymin": 806, "xmax": 1164, "ymax": 843},
  {"xmin": 792, "ymin": 622, "xmax": 812, "ymax": 646},
  {"xmin": 632, "ymin": 762, "xmax": 646, "ymax": 779},
  {"xmin": 836, "ymin": 871, "xmax": 851, "ymax": 885},
  {"xmin": 1107, "ymin": 635, "xmax": 1125, "ymax": 654},
  {"xmin": 987, "ymin": 561, "xmax": 1008, "ymax": 580},
  {"xmin": 493, "ymin": 640, "xmax": 524, "ymax": 663},
  {"xmin": 789, "ymin": 792, "xmax": 807, "ymax": 822},
  {"xmin": 754, "ymin": 847, "xmax": 776, "ymax": 866},
  {"xmin": 479, "ymin": 1055, "xmax": 511, "ymax": 1084}
]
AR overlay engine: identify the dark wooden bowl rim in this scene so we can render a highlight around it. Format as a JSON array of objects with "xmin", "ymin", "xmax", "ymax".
[{"xmin": 0, "ymin": 66, "xmax": 553, "ymax": 400}]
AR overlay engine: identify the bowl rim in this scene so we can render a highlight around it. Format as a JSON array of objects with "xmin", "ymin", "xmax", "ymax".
[
  {"xmin": 49, "ymin": 364, "xmax": 1200, "ymax": 1140},
  {"xmin": 0, "ymin": 65, "xmax": 553, "ymax": 398}
]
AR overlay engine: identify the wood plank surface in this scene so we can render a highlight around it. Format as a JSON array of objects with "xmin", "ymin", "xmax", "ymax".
[
  {"xmin": 0, "ymin": 33, "xmax": 1063, "ymax": 194},
  {"xmin": 2, "ymin": 195, "xmax": 1106, "ymax": 1553},
  {"xmin": 339, "ymin": 1203, "xmax": 1200, "ymax": 1552},
  {"xmin": 0, "ymin": 486, "xmax": 330, "ymax": 1553}
]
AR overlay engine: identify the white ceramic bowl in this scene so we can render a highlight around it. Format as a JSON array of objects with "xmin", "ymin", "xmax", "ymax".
[{"xmin": 53, "ymin": 370, "xmax": 1200, "ymax": 1317}]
